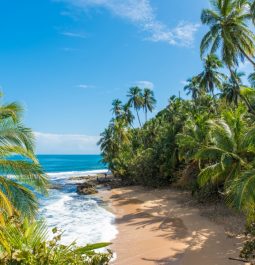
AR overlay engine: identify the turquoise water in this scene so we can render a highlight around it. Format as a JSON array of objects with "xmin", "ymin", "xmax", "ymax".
[
  {"xmin": 37, "ymin": 155, "xmax": 117, "ymax": 245},
  {"xmin": 37, "ymin": 154, "xmax": 107, "ymax": 173}
]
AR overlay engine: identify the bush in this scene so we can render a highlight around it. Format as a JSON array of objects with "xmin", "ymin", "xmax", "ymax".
[{"xmin": 0, "ymin": 219, "xmax": 112, "ymax": 265}]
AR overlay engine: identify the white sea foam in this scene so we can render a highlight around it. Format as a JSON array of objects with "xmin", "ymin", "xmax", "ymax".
[
  {"xmin": 39, "ymin": 170, "xmax": 118, "ymax": 246},
  {"xmin": 47, "ymin": 169, "xmax": 109, "ymax": 180}
]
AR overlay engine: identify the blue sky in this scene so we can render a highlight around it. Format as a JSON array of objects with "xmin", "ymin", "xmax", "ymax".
[{"xmin": 0, "ymin": 0, "xmax": 219, "ymax": 153}]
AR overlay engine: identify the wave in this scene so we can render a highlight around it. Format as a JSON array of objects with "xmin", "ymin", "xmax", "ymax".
[
  {"xmin": 47, "ymin": 169, "xmax": 109, "ymax": 180},
  {"xmin": 39, "ymin": 168, "xmax": 117, "ymax": 246},
  {"xmin": 39, "ymin": 190, "xmax": 118, "ymax": 246}
]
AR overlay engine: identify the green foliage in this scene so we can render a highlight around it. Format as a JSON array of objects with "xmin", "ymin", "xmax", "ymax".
[
  {"xmin": 0, "ymin": 219, "xmax": 112, "ymax": 265},
  {"xmin": 0, "ymin": 94, "xmax": 48, "ymax": 224}
]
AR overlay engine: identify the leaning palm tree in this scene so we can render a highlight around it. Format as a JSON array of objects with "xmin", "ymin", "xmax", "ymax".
[
  {"xmin": 142, "ymin": 88, "xmax": 156, "ymax": 122},
  {"xmin": 127, "ymin": 87, "xmax": 144, "ymax": 127},
  {"xmin": 184, "ymin": 76, "xmax": 202, "ymax": 102},
  {"xmin": 197, "ymin": 54, "xmax": 225, "ymax": 101},
  {"xmin": 0, "ymin": 96, "xmax": 48, "ymax": 224},
  {"xmin": 201, "ymin": 0, "xmax": 255, "ymax": 69}
]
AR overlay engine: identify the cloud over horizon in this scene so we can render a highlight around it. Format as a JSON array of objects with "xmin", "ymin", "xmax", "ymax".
[
  {"xmin": 57, "ymin": 0, "xmax": 200, "ymax": 46},
  {"xmin": 35, "ymin": 132, "xmax": 100, "ymax": 154}
]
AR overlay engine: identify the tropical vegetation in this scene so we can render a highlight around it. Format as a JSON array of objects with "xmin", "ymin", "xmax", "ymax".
[
  {"xmin": 0, "ymin": 94, "xmax": 111, "ymax": 264},
  {"xmin": 97, "ymin": 0, "xmax": 255, "ymax": 261}
]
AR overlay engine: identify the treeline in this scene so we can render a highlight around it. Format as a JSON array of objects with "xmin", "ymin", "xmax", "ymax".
[{"xmin": 98, "ymin": 0, "xmax": 255, "ymax": 225}]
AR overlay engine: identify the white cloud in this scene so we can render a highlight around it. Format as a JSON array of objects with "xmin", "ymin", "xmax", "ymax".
[
  {"xmin": 61, "ymin": 31, "xmax": 87, "ymax": 38},
  {"xmin": 77, "ymin": 84, "xmax": 94, "ymax": 89},
  {"xmin": 135, "ymin": 80, "xmax": 154, "ymax": 89},
  {"xmin": 34, "ymin": 132, "xmax": 100, "ymax": 154},
  {"xmin": 56, "ymin": 0, "xmax": 200, "ymax": 46},
  {"xmin": 180, "ymin": 80, "xmax": 188, "ymax": 86}
]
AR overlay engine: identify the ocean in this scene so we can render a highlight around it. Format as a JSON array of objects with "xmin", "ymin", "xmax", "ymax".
[{"xmin": 37, "ymin": 155, "xmax": 118, "ymax": 245}]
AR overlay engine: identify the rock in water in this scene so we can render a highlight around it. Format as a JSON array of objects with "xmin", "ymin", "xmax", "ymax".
[{"xmin": 76, "ymin": 182, "xmax": 98, "ymax": 195}]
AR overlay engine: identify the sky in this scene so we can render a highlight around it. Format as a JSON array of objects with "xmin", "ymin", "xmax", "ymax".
[{"xmin": 0, "ymin": 0, "xmax": 225, "ymax": 154}]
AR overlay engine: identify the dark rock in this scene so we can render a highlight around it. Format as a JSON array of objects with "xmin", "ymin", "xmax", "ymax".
[
  {"xmin": 76, "ymin": 182, "xmax": 98, "ymax": 195},
  {"xmin": 48, "ymin": 184, "xmax": 63, "ymax": 190}
]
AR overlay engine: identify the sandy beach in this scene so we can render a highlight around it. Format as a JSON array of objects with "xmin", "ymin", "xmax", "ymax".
[{"xmin": 102, "ymin": 186, "xmax": 245, "ymax": 265}]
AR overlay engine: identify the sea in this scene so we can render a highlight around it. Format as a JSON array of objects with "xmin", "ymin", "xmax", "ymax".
[{"xmin": 37, "ymin": 155, "xmax": 118, "ymax": 246}]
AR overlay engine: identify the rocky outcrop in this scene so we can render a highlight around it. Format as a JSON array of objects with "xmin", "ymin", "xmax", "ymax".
[{"xmin": 76, "ymin": 182, "xmax": 98, "ymax": 195}]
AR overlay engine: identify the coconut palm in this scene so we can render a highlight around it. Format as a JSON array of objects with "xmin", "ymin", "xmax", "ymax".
[
  {"xmin": 98, "ymin": 126, "xmax": 115, "ymax": 160},
  {"xmin": 201, "ymin": 0, "xmax": 255, "ymax": 69},
  {"xmin": 196, "ymin": 106, "xmax": 255, "ymax": 190},
  {"xmin": 122, "ymin": 103, "xmax": 135, "ymax": 128},
  {"xmin": 197, "ymin": 54, "xmax": 225, "ymax": 100},
  {"xmin": 221, "ymin": 70, "xmax": 245, "ymax": 106},
  {"xmin": 111, "ymin": 99, "xmax": 123, "ymax": 118},
  {"xmin": 127, "ymin": 87, "xmax": 144, "ymax": 127},
  {"xmin": 184, "ymin": 76, "xmax": 202, "ymax": 102},
  {"xmin": 113, "ymin": 119, "xmax": 130, "ymax": 145},
  {"xmin": 142, "ymin": 88, "xmax": 156, "ymax": 122},
  {"xmin": 0, "ymin": 97, "xmax": 48, "ymax": 224},
  {"xmin": 177, "ymin": 114, "xmax": 209, "ymax": 162}
]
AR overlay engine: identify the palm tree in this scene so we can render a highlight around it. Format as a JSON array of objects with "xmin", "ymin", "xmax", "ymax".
[
  {"xmin": 127, "ymin": 87, "xmax": 144, "ymax": 127},
  {"xmin": 201, "ymin": 0, "xmax": 255, "ymax": 68},
  {"xmin": 196, "ymin": 106, "xmax": 254, "ymax": 188},
  {"xmin": 197, "ymin": 54, "xmax": 225, "ymax": 101},
  {"xmin": 0, "ymin": 96, "xmax": 48, "ymax": 224},
  {"xmin": 142, "ymin": 88, "xmax": 156, "ymax": 122},
  {"xmin": 221, "ymin": 70, "xmax": 245, "ymax": 106},
  {"xmin": 111, "ymin": 99, "xmax": 123, "ymax": 118},
  {"xmin": 122, "ymin": 103, "xmax": 135, "ymax": 128},
  {"xmin": 177, "ymin": 114, "xmax": 209, "ymax": 162},
  {"xmin": 184, "ymin": 76, "xmax": 202, "ymax": 102}
]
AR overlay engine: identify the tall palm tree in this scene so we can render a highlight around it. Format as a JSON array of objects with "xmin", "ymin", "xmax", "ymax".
[
  {"xmin": 111, "ymin": 99, "xmax": 123, "ymax": 118},
  {"xmin": 197, "ymin": 54, "xmax": 225, "ymax": 100},
  {"xmin": 201, "ymin": 0, "xmax": 255, "ymax": 68},
  {"xmin": 142, "ymin": 88, "xmax": 156, "ymax": 122},
  {"xmin": 0, "ymin": 97, "xmax": 48, "ymax": 224},
  {"xmin": 184, "ymin": 76, "xmax": 202, "ymax": 102},
  {"xmin": 221, "ymin": 70, "xmax": 245, "ymax": 106},
  {"xmin": 127, "ymin": 87, "xmax": 143, "ymax": 127}
]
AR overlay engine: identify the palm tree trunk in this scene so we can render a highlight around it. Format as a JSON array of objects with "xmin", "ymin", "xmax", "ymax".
[
  {"xmin": 238, "ymin": 45, "xmax": 255, "ymax": 68},
  {"xmin": 211, "ymin": 90, "xmax": 218, "ymax": 113},
  {"xmin": 145, "ymin": 108, "xmax": 147, "ymax": 123},
  {"xmin": 136, "ymin": 108, "xmax": 142, "ymax": 127}
]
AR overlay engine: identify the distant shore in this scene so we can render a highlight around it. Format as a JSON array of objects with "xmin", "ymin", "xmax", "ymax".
[{"xmin": 99, "ymin": 186, "xmax": 244, "ymax": 265}]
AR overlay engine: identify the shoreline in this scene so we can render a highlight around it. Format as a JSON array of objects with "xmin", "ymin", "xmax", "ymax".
[{"xmin": 100, "ymin": 186, "xmax": 245, "ymax": 265}]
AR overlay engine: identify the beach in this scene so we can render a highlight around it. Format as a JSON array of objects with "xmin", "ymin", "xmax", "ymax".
[{"xmin": 101, "ymin": 186, "xmax": 245, "ymax": 265}]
